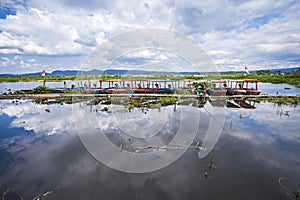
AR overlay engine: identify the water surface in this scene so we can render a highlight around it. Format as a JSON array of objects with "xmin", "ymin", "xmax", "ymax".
[{"xmin": 0, "ymin": 99, "xmax": 299, "ymax": 200}]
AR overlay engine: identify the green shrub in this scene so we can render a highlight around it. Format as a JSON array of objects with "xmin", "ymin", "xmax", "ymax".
[{"xmin": 32, "ymin": 86, "xmax": 49, "ymax": 94}]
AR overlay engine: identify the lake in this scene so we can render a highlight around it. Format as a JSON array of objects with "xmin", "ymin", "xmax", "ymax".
[{"xmin": 0, "ymin": 97, "xmax": 299, "ymax": 200}]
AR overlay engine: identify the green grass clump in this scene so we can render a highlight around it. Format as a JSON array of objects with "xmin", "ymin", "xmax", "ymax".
[
  {"xmin": 157, "ymin": 96, "xmax": 178, "ymax": 105},
  {"xmin": 31, "ymin": 86, "xmax": 49, "ymax": 94}
]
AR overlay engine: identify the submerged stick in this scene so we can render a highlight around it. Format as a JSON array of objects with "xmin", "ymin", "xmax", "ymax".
[
  {"xmin": 32, "ymin": 185, "xmax": 60, "ymax": 200},
  {"xmin": 279, "ymin": 177, "xmax": 300, "ymax": 200},
  {"xmin": 133, "ymin": 141, "xmax": 213, "ymax": 153}
]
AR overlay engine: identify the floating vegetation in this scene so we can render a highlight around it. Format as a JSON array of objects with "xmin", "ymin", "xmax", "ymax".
[
  {"xmin": 204, "ymin": 150, "xmax": 216, "ymax": 178},
  {"xmin": 1, "ymin": 188, "xmax": 9, "ymax": 199},
  {"xmin": 127, "ymin": 98, "xmax": 141, "ymax": 111},
  {"xmin": 157, "ymin": 96, "xmax": 178, "ymax": 106},
  {"xmin": 134, "ymin": 146, "xmax": 153, "ymax": 153},
  {"xmin": 243, "ymin": 96, "xmax": 300, "ymax": 106},
  {"xmin": 119, "ymin": 138, "xmax": 133, "ymax": 152},
  {"xmin": 31, "ymin": 86, "xmax": 49, "ymax": 94},
  {"xmin": 126, "ymin": 96, "xmax": 177, "ymax": 111},
  {"xmin": 204, "ymin": 172, "xmax": 209, "ymax": 178},
  {"xmin": 132, "ymin": 141, "xmax": 217, "ymax": 179},
  {"xmin": 32, "ymin": 98, "xmax": 48, "ymax": 104},
  {"xmin": 32, "ymin": 96, "xmax": 75, "ymax": 105},
  {"xmin": 1, "ymin": 188, "xmax": 23, "ymax": 200},
  {"xmin": 175, "ymin": 89, "xmax": 193, "ymax": 95},
  {"xmin": 277, "ymin": 109, "xmax": 290, "ymax": 117},
  {"xmin": 133, "ymin": 141, "xmax": 211, "ymax": 154},
  {"xmin": 4, "ymin": 92, "xmax": 299, "ymax": 114},
  {"xmin": 101, "ymin": 107, "xmax": 109, "ymax": 112},
  {"xmin": 269, "ymin": 96, "xmax": 299, "ymax": 106},
  {"xmin": 6, "ymin": 89, "xmax": 13, "ymax": 95},
  {"xmin": 293, "ymin": 191, "xmax": 299, "ymax": 199},
  {"xmin": 197, "ymin": 100, "xmax": 206, "ymax": 108},
  {"xmin": 10, "ymin": 99, "xmax": 21, "ymax": 105},
  {"xmin": 86, "ymin": 98, "xmax": 102, "ymax": 105},
  {"xmin": 32, "ymin": 185, "xmax": 60, "ymax": 200},
  {"xmin": 13, "ymin": 90, "xmax": 25, "ymax": 94},
  {"xmin": 57, "ymin": 97, "xmax": 73, "ymax": 104},
  {"xmin": 279, "ymin": 177, "xmax": 300, "ymax": 200},
  {"xmin": 208, "ymin": 150, "xmax": 216, "ymax": 170}
]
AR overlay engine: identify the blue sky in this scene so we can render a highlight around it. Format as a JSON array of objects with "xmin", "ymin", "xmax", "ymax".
[{"xmin": 0, "ymin": 0, "xmax": 299, "ymax": 73}]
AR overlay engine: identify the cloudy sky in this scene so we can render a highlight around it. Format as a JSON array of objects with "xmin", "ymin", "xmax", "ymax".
[{"xmin": 0, "ymin": 0, "xmax": 299, "ymax": 74}]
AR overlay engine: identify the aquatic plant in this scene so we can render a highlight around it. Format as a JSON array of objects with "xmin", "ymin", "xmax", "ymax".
[
  {"xmin": 133, "ymin": 141, "xmax": 212, "ymax": 154},
  {"xmin": 32, "ymin": 98, "xmax": 48, "ymax": 104},
  {"xmin": 55, "ymin": 97, "xmax": 73, "ymax": 105},
  {"xmin": 204, "ymin": 150, "xmax": 216, "ymax": 178},
  {"xmin": 101, "ymin": 107, "xmax": 109, "ymax": 112},
  {"xmin": 31, "ymin": 86, "xmax": 48, "ymax": 94},
  {"xmin": 63, "ymin": 89, "xmax": 77, "ymax": 94},
  {"xmin": 7, "ymin": 89, "xmax": 13, "ymax": 95},
  {"xmin": 204, "ymin": 172, "xmax": 209, "ymax": 178},
  {"xmin": 86, "ymin": 98, "xmax": 102, "ymax": 105},
  {"xmin": 1, "ymin": 188, "xmax": 23, "ymax": 200},
  {"xmin": 175, "ymin": 89, "xmax": 193, "ymax": 95},
  {"xmin": 127, "ymin": 99, "xmax": 140, "ymax": 111},
  {"xmin": 245, "ymin": 96, "xmax": 300, "ymax": 106},
  {"xmin": 279, "ymin": 177, "xmax": 300, "ymax": 200},
  {"xmin": 32, "ymin": 185, "xmax": 60, "ymax": 200},
  {"xmin": 126, "ymin": 97, "xmax": 159, "ymax": 111},
  {"xmin": 134, "ymin": 146, "xmax": 153, "ymax": 153},
  {"xmin": 13, "ymin": 90, "xmax": 25, "ymax": 94},
  {"xmin": 157, "ymin": 96, "xmax": 177, "ymax": 105}
]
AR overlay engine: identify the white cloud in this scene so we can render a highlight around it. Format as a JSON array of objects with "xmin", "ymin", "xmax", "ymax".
[
  {"xmin": 156, "ymin": 54, "xmax": 169, "ymax": 61},
  {"xmin": 0, "ymin": 56, "xmax": 16, "ymax": 67},
  {"xmin": 1, "ymin": 8, "xmax": 89, "ymax": 55},
  {"xmin": 1, "ymin": 57, "xmax": 10, "ymax": 62},
  {"xmin": 173, "ymin": 0, "xmax": 289, "ymax": 33},
  {"xmin": 0, "ymin": 0, "xmax": 173, "ymax": 57},
  {"xmin": 28, "ymin": 58, "xmax": 37, "ymax": 63},
  {"xmin": 0, "ymin": 49, "xmax": 22, "ymax": 54},
  {"xmin": 125, "ymin": 49, "xmax": 157, "ymax": 59},
  {"xmin": 0, "ymin": 0, "xmax": 299, "ymax": 73},
  {"xmin": 13, "ymin": 55, "xmax": 21, "ymax": 60},
  {"xmin": 191, "ymin": 1, "xmax": 300, "ymax": 70},
  {"xmin": 20, "ymin": 59, "xmax": 33, "ymax": 68}
]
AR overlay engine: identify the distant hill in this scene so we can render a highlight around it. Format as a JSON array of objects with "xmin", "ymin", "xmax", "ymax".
[
  {"xmin": 103, "ymin": 69, "xmax": 201, "ymax": 75},
  {"xmin": 266, "ymin": 67, "xmax": 299, "ymax": 73},
  {"xmin": 0, "ymin": 69, "xmax": 201, "ymax": 76},
  {"xmin": 219, "ymin": 67, "xmax": 299, "ymax": 74},
  {"xmin": 0, "ymin": 67, "xmax": 298, "ymax": 77},
  {"xmin": 50, "ymin": 70, "xmax": 82, "ymax": 76}
]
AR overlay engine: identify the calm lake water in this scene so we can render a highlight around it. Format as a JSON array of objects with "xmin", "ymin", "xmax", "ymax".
[{"xmin": 0, "ymin": 98, "xmax": 299, "ymax": 200}]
